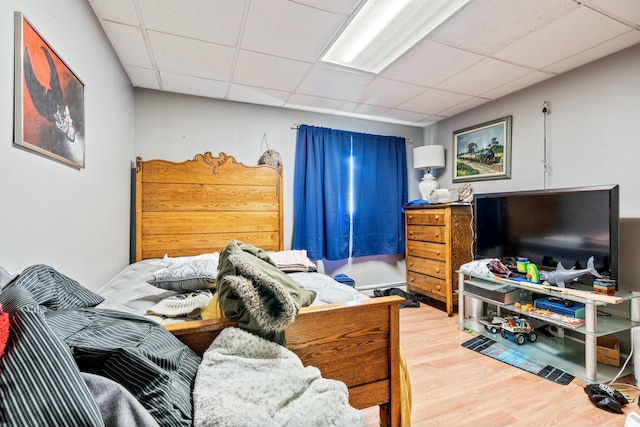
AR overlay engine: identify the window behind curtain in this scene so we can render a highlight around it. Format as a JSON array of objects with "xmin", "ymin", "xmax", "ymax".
[{"xmin": 292, "ymin": 125, "xmax": 408, "ymax": 260}]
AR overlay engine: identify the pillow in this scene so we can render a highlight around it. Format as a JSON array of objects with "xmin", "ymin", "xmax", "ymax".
[
  {"xmin": 160, "ymin": 252, "xmax": 220, "ymax": 267},
  {"xmin": 148, "ymin": 259, "xmax": 219, "ymax": 291},
  {"xmin": 0, "ymin": 286, "xmax": 105, "ymax": 426},
  {"xmin": 9, "ymin": 264, "xmax": 104, "ymax": 309},
  {"xmin": 0, "ymin": 265, "xmax": 18, "ymax": 289}
]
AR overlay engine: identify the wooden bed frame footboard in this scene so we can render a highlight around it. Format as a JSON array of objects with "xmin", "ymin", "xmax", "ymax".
[{"xmin": 166, "ymin": 295, "xmax": 403, "ymax": 427}]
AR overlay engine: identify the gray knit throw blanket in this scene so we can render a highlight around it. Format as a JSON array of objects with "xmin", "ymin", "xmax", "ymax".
[{"xmin": 193, "ymin": 327, "xmax": 366, "ymax": 427}]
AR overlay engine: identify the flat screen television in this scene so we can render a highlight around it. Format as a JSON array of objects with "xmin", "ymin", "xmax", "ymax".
[{"xmin": 473, "ymin": 185, "xmax": 619, "ymax": 287}]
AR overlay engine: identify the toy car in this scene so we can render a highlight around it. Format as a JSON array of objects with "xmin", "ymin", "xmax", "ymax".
[
  {"xmin": 479, "ymin": 316, "xmax": 505, "ymax": 334},
  {"xmin": 499, "ymin": 316, "xmax": 537, "ymax": 345}
]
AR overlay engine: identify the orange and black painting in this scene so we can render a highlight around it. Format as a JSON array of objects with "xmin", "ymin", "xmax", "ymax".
[{"xmin": 16, "ymin": 13, "xmax": 85, "ymax": 169}]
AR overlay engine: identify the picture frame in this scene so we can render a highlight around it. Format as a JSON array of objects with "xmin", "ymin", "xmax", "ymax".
[
  {"xmin": 14, "ymin": 12, "xmax": 85, "ymax": 169},
  {"xmin": 453, "ymin": 115, "xmax": 512, "ymax": 182}
]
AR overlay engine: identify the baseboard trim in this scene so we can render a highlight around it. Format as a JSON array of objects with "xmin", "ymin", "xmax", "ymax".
[{"xmin": 355, "ymin": 281, "xmax": 406, "ymax": 291}]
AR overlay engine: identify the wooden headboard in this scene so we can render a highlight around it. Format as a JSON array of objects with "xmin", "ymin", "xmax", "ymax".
[{"xmin": 135, "ymin": 152, "xmax": 283, "ymax": 261}]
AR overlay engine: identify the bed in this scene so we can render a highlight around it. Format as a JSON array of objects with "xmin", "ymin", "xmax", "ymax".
[
  {"xmin": 0, "ymin": 152, "xmax": 405, "ymax": 426},
  {"xmin": 129, "ymin": 152, "xmax": 405, "ymax": 426}
]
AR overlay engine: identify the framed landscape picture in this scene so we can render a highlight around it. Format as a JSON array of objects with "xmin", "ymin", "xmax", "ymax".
[
  {"xmin": 14, "ymin": 12, "xmax": 85, "ymax": 169},
  {"xmin": 453, "ymin": 116, "xmax": 512, "ymax": 182}
]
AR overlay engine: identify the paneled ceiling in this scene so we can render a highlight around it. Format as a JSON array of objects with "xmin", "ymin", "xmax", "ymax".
[{"xmin": 87, "ymin": 0, "xmax": 640, "ymax": 127}]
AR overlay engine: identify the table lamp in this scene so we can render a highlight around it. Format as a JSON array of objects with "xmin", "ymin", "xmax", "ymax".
[{"xmin": 413, "ymin": 145, "xmax": 445, "ymax": 199}]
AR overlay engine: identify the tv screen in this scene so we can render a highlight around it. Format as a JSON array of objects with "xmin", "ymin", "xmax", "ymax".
[{"xmin": 473, "ymin": 185, "xmax": 619, "ymax": 285}]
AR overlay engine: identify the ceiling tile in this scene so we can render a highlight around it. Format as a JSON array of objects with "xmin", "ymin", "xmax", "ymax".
[
  {"xmin": 160, "ymin": 72, "xmax": 229, "ymax": 98},
  {"xmin": 102, "ymin": 21, "xmax": 152, "ymax": 68},
  {"xmin": 336, "ymin": 102, "xmax": 392, "ymax": 117},
  {"xmin": 380, "ymin": 109, "xmax": 431, "ymax": 125},
  {"xmin": 126, "ymin": 65, "xmax": 159, "ymax": 89},
  {"xmin": 242, "ymin": 0, "xmax": 345, "ymax": 62},
  {"xmin": 297, "ymin": 65, "xmax": 374, "ymax": 100},
  {"xmin": 88, "ymin": 0, "xmax": 640, "ymax": 127},
  {"xmin": 285, "ymin": 93, "xmax": 343, "ymax": 112},
  {"xmin": 437, "ymin": 96, "xmax": 491, "ymax": 117},
  {"xmin": 398, "ymin": 88, "xmax": 472, "ymax": 116},
  {"xmin": 228, "ymin": 84, "xmax": 289, "ymax": 107},
  {"xmin": 137, "ymin": 0, "xmax": 245, "ymax": 46},
  {"xmin": 233, "ymin": 50, "xmax": 312, "ymax": 92},
  {"xmin": 350, "ymin": 78, "xmax": 427, "ymax": 109},
  {"xmin": 293, "ymin": 0, "xmax": 363, "ymax": 15},
  {"xmin": 89, "ymin": 0, "xmax": 139, "ymax": 26},
  {"xmin": 436, "ymin": 58, "xmax": 535, "ymax": 96},
  {"xmin": 382, "ymin": 39, "xmax": 483, "ymax": 87},
  {"xmin": 413, "ymin": 116, "xmax": 442, "ymax": 127},
  {"xmin": 429, "ymin": 0, "xmax": 578, "ymax": 55},
  {"xmin": 544, "ymin": 30, "xmax": 640, "ymax": 73},
  {"xmin": 588, "ymin": 0, "xmax": 640, "ymax": 27},
  {"xmin": 480, "ymin": 70, "xmax": 554, "ymax": 99},
  {"xmin": 148, "ymin": 31, "xmax": 235, "ymax": 80},
  {"xmin": 493, "ymin": 5, "xmax": 633, "ymax": 68}
]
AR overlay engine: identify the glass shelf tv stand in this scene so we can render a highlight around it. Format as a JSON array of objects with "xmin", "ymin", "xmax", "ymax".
[{"xmin": 457, "ymin": 271, "xmax": 640, "ymax": 382}]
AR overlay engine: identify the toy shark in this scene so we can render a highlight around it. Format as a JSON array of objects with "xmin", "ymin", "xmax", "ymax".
[{"xmin": 539, "ymin": 256, "xmax": 603, "ymax": 288}]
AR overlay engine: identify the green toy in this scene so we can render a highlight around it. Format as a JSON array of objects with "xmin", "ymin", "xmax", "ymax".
[{"xmin": 526, "ymin": 263, "xmax": 540, "ymax": 283}]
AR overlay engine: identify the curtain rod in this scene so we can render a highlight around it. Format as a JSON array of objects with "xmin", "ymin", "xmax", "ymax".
[{"xmin": 291, "ymin": 123, "xmax": 413, "ymax": 142}]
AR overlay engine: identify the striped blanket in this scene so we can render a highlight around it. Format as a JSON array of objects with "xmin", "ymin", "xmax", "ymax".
[{"xmin": 1, "ymin": 265, "xmax": 201, "ymax": 427}]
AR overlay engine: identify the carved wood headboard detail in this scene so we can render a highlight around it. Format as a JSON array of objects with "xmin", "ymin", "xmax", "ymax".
[{"xmin": 135, "ymin": 152, "xmax": 284, "ymax": 261}]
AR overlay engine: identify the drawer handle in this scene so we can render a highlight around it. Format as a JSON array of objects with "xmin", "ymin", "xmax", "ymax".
[
  {"xmin": 410, "ymin": 277, "xmax": 415, "ymax": 282},
  {"xmin": 408, "ymin": 215, "xmax": 413, "ymax": 220},
  {"xmin": 436, "ymin": 268, "xmax": 441, "ymax": 273},
  {"xmin": 408, "ymin": 246, "xmax": 413, "ymax": 253},
  {"xmin": 435, "ymin": 233, "xmax": 440, "ymax": 238},
  {"xmin": 435, "ymin": 215, "xmax": 440, "ymax": 221},
  {"xmin": 437, "ymin": 285, "xmax": 441, "ymax": 291},
  {"xmin": 409, "ymin": 231, "xmax": 413, "ymax": 236},
  {"xmin": 409, "ymin": 261, "xmax": 414, "ymax": 267},
  {"xmin": 437, "ymin": 251, "xmax": 441, "ymax": 256}
]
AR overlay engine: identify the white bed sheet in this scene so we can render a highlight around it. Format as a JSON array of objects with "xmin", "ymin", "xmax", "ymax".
[
  {"xmin": 96, "ymin": 259, "xmax": 181, "ymax": 325},
  {"xmin": 96, "ymin": 259, "xmax": 366, "ymax": 325}
]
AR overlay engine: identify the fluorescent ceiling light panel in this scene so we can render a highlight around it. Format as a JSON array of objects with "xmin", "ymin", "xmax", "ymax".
[{"xmin": 323, "ymin": 0, "xmax": 470, "ymax": 74}]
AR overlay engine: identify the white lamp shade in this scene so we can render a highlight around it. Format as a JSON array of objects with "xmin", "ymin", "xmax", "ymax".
[{"xmin": 413, "ymin": 145, "xmax": 445, "ymax": 170}]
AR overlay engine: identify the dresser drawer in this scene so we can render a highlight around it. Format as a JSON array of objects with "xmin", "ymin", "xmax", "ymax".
[
  {"xmin": 406, "ymin": 255, "xmax": 446, "ymax": 279},
  {"xmin": 406, "ymin": 271, "xmax": 448, "ymax": 298},
  {"xmin": 406, "ymin": 240, "xmax": 445, "ymax": 261},
  {"xmin": 406, "ymin": 210, "xmax": 445, "ymax": 226},
  {"xmin": 407, "ymin": 225, "xmax": 445, "ymax": 243}
]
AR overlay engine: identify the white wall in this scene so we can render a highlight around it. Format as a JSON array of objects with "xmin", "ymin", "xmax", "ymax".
[
  {"xmin": 430, "ymin": 44, "xmax": 640, "ymax": 291},
  {"xmin": 134, "ymin": 91, "xmax": 424, "ymax": 287},
  {"xmin": 0, "ymin": 0, "xmax": 135, "ymax": 289}
]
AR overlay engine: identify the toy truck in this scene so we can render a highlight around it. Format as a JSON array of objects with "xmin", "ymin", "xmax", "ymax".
[
  {"xmin": 499, "ymin": 316, "xmax": 537, "ymax": 345},
  {"xmin": 479, "ymin": 316, "xmax": 505, "ymax": 334}
]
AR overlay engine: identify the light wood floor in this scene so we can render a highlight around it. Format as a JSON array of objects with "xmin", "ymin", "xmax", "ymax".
[{"xmin": 362, "ymin": 299, "xmax": 640, "ymax": 427}]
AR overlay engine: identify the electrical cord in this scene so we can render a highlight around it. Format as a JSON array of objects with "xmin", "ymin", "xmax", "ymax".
[
  {"xmin": 607, "ymin": 345, "xmax": 633, "ymax": 387},
  {"xmin": 606, "ymin": 329, "xmax": 639, "ymax": 408},
  {"xmin": 542, "ymin": 101, "xmax": 549, "ymax": 189}
]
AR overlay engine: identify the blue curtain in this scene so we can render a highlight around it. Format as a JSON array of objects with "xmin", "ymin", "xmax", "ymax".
[
  {"xmin": 293, "ymin": 125, "xmax": 407, "ymax": 260},
  {"xmin": 351, "ymin": 131, "xmax": 408, "ymax": 257}
]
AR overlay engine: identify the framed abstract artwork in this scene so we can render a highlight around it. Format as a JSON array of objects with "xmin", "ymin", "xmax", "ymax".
[
  {"xmin": 14, "ymin": 12, "xmax": 85, "ymax": 169},
  {"xmin": 453, "ymin": 115, "xmax": 512, "ymax": 182}
]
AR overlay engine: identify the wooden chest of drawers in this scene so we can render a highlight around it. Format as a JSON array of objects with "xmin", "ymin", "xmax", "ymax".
[{"xmin": 405, "ymin": 204, "xmax": 473, "ymax": 316}]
